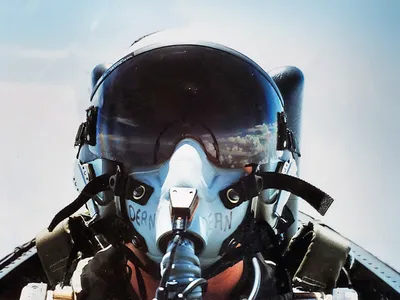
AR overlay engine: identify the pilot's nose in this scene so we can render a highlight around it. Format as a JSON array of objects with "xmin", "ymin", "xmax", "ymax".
[{"xmin": 160, "ymin": 139, "xmax": 217, "ymax": 190}]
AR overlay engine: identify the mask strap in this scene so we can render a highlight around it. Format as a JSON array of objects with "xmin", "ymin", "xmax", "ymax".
[
  {"xmin": 219, "ymin": 172, "xmax": 334, "ymax": 216},
  {"xmin": 48, "ymin": 174, "xmax": 111, "ymax": 232}
]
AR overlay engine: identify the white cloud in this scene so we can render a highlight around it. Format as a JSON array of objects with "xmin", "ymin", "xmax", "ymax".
[{"xmin": 218, "ymin": 123, "xmax": 277, "ymax": 167}]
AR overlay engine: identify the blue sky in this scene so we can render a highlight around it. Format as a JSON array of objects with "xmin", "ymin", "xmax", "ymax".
[{"xmin": 1, "ymin": 1, "xmax": 399, "ymax": 271}]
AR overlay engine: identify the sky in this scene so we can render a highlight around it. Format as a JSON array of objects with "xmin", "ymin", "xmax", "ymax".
[{"xmin": 0, "ymin": 1, "xmax": 399, "ymax": 272}]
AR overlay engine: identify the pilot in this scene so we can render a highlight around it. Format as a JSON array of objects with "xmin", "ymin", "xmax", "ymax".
[{"xmin": 69, "ymin": 29, "xmax": 303, "ymax": 300}]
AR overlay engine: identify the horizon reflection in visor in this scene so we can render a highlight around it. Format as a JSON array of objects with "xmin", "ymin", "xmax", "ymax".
[{"xmin": 90, "ymin": 45, "xmax": 283, "ymax": 169}]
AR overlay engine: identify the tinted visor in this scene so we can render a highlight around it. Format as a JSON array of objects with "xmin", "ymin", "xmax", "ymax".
[{"xmin": 90, "ymin": 45, "xmax": 283, "ymax": 169}]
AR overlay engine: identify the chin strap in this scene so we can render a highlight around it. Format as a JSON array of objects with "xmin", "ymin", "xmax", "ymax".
[{"xmin": 220, "ymin": 171, "xmax": 334, "ymax": 216}]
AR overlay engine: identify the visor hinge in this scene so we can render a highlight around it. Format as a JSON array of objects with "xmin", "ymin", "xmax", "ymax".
[
  {"xmin": 74, "ymin": 106, "xmax": 98, "ymax": 147},
  {"xmin": 277, "ymin": 112, "xmax": 301, "ymax": 157},
  {"xmin": 287, "ymin": 130, "xmax": 301, "ymax": 157}
]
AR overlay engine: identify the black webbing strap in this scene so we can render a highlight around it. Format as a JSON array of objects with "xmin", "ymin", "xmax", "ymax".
[
  {"xmin": 259, "ymin": 172, "xmax": 334, "ymax": 216},
  {"xmin": 220, "ymin": 172, "xmax": 334, "ymax": 216},
  {"xmin": 48, "ymin": 174, "xmax": 111, "ymax": 232}
]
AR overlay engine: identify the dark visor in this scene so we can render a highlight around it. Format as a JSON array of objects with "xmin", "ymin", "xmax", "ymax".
[{"xmin": 90, "ymin": 45, "xmax": 283, "ymax": 169}]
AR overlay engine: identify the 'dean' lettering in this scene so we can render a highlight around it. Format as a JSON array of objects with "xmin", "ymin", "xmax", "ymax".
[{"xmin": 128, "ymin": 204, "xmax": 156, "ymax": 231}]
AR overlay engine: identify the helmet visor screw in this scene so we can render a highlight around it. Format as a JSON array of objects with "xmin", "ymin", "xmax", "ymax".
[
  {"xmin": 133, "ymin": 185, "xmax": 146, "ymax": 200},
  {"xmin": 227, "ymin": 188, "xmax": 240, "ymax": 204}
]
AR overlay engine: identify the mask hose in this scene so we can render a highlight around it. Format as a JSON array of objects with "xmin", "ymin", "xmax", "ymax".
[
  {"xmin": 156, "ymin": 234, "xmax": 205, "ymax": 300},
  {"xmin": 154, "ymin": 187, "xmax": 207, "ymax": 300}
]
